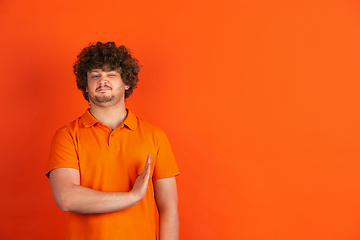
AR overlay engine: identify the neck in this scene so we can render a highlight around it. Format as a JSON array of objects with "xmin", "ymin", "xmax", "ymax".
[{"xmin": 89, "ymin": 102, "xmax": 127, "ymax": 131}]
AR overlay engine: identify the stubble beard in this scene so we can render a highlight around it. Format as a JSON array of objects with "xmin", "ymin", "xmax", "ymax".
[{"xmin": 89, "ymin": 91, "xmax": 123, "ymax": 107}]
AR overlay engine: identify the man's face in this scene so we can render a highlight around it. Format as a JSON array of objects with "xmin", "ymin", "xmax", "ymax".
[{"xmin": 86, "ymin": 67, "xmax": 129, "ymax": 107}]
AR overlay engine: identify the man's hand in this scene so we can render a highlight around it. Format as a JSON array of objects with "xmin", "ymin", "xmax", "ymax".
[
  {"xmin": 130, "ymin": 155, "xmax": 151, "ymax": 202},
  {"xmin": 50, "ymin": 155, "xmax": 152, "ymax": 214}
]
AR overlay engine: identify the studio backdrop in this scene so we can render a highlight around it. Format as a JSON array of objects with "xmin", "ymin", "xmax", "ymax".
[{"xmin": 0, "ymin": 0, "xmax": 360, "ymax": 239}]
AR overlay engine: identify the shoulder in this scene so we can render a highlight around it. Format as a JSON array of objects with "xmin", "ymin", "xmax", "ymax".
[
  {"xmin": 135, "ymin": 116, "xmax": 168, "ymax": 140},
  {"xmin": 137, "ymin": 117, "xmax": 164, "ymax": 133},
  {"xmin": 127, "ymin": 110, "xmax": 165, "ymax": 135},
  {"xmin": 52, "ymin": 115, "xmax": 84, "ymax": 141},
  {"xmin": 130, "ymin": 113, "xmax": 170, "ymax": 146}
]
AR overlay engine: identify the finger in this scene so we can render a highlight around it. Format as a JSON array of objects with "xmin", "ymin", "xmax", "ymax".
[
  {"xmin": 142, "ymin": 155, "xmax": 151, "ymax": 179},
  {"xmin": 147, "ymin": 155, "xmax": 151, "ymax": 166},
  {"xmin": 141, "ymin": 155, "xmax": 149, "ymax": 172},
  {"xmin": 140, "ymin": 155, "xmax": 151, "ymax": 178}
]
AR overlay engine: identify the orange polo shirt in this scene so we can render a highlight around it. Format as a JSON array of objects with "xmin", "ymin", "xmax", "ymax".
[{"xmin": 47, "ymin": 109, "xmax": 180, "ymax": 240}]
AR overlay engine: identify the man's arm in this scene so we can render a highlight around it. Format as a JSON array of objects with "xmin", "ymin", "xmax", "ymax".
[
  {"xmin": 154, "ymin": 177, "xmax": 179, "ymax": 240},
  {"xmin": 49, "ymin": 155, "xmax": 151, "ymax": 214}
]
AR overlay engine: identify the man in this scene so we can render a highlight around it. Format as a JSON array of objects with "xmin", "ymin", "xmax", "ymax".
[{"xmin": 47, "ymin": 42, "xmax": 180, "ymax": 240}]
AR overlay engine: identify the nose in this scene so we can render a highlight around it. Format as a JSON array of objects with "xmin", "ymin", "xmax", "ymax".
[{"xmin": 98, "ymin": 74, "xmax": 109, "ymax": 84}]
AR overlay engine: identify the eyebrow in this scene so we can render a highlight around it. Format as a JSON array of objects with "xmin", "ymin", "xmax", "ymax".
[{"xmin": 89, "ymin": 69, "xmax": 119, "ymax": 73}]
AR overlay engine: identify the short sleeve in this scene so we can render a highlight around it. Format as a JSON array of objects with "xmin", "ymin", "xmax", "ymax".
[
  {"xmin": 152, "ymin": 132, "xmax": 180, "ymax": 180},
  {"xmin": 46, "ymin": 127, "xmax": 79, "ymax": 178}
]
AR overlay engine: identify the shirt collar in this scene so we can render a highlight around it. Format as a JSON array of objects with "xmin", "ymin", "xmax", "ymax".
[
  {"xmin": 81, "ymin": 108, "xmax": 137, "ymax": 131},
  {"xmin": 82, "ymin": 109, "xmax": 97, "ymax": 127},
  {"xmin": 122, "ymin": 109, "xmax": 137, "ymax": 131}
]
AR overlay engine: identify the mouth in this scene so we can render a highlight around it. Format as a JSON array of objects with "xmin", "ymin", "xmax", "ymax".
[
  {"xmin": 97, "ymin": 88, "xmax": 111, "ymax": 92},
  {"xmin": 96, "ymin": 85, "xmax": 112, "ymax": 92}
]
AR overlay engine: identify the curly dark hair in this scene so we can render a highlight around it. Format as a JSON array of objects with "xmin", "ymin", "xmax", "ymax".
[{"xmin": 73, "ymin": 42, "xmax": 141, "ymax": 101}]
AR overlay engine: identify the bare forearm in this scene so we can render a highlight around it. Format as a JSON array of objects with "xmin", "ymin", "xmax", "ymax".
[
  {"xmin": 57, "ymin": 184, "xmax": 138, "ymax": 214},
  {"xmin": 50, "ymin": 156, "xmax": 151, "ymax": 214},
  {"xmin": 154, "ymin": 177, "xmax": 179, "ymax": 240},
  {"xmin": 159, "ymin": 209, "xmax": 179, "ymax": 240}
]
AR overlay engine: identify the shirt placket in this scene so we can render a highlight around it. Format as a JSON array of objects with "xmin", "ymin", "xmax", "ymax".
[{"xmin": 108, "ymin": 126, "xmax": 122, "ymax": 152}]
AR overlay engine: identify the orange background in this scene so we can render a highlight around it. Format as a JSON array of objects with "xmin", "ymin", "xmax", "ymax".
[{"xmin": 1, "ymin": 0, "xmax": 360, "ymax": 239}]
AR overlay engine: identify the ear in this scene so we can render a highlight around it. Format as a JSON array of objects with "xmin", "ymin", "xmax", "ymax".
[{"xmin": 125, "ymin": 85, "xmax": 130, "ymax": 90}]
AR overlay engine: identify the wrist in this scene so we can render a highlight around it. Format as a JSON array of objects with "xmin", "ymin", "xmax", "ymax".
[{"xmin": 128, "ymin": 190, "xmax": 141, "ymax": 205}]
